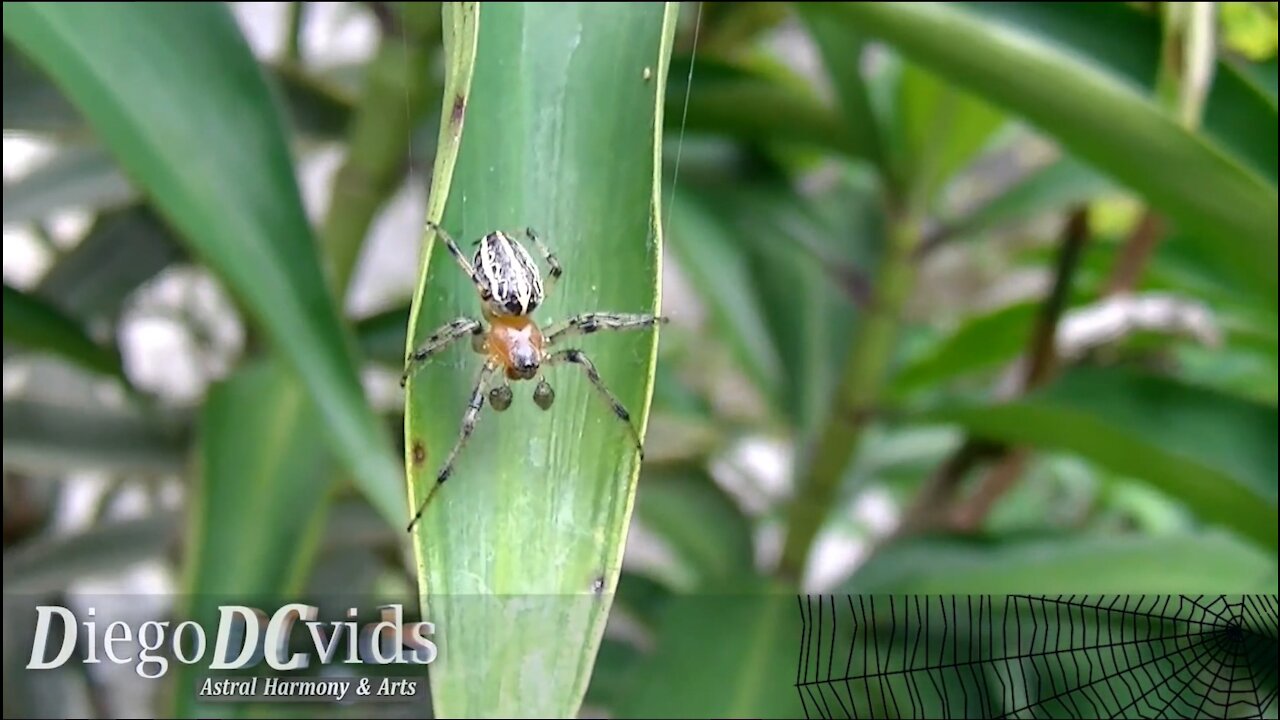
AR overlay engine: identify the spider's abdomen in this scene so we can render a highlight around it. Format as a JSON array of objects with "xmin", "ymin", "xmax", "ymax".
[{"xmin": 474, "ymin": 231, "xmax": 544, "ymax": 316}]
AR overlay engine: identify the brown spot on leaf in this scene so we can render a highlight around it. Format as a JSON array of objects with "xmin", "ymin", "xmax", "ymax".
[
  {"xmin": 450, "ymin": 93, "xmax": 466, "ymax": 134},
  {"xmin": 591, "ymin": 576, "xmax": 606, "ymax": 595},
  {"xmin": 411, "ymin": 440, "xmax": 427, "ymax": 467}
]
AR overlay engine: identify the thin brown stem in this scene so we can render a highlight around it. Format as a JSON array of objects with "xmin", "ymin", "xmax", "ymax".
[
  {"xmin": 1104, "ymin": 210, "xmax": 1166, "ymax": 296},
  {"xmin": 897, "ymin": 208, "xmax": 1090, "ymax": 534}
]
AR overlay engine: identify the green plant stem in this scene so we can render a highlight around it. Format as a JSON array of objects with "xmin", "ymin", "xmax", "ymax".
[
  {"xmin": 779, "ymin": 205, "xmax": 921, "ymax": 581},
  {"xmin": 321, "ymin": 2, "xmax": 441, "ymax": 299},
  {"xmin": 285, "ymin": 1, "xmax": 305, "ymax": 64}
]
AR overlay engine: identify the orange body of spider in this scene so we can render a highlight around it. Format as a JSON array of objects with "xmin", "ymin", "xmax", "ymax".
[{"xmin": 484, "ymin": 312, "xmax": 546, "ymax": 381}]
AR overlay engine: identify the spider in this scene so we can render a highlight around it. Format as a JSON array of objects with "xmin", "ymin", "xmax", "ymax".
[{"xmin": 401, "ymin": 221, "xmax": 667, "ymax": 532}]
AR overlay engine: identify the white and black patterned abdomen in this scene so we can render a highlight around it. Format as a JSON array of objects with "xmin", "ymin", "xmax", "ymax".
[{"xmin": 474, "ymin": 231, "xmax": 545, "ymax": 316}]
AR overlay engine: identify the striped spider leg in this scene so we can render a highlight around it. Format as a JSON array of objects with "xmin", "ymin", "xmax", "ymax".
[
  {"xmin": 539, "ymin": 312, "xmax": 669, "ymax": 458},
  {"xmin": 407, "ymin": 359, "xmax": 498, "ymax": 532}
]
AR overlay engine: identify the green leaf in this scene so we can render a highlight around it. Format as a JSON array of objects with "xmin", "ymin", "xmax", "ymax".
[
  {"xmin": 712, "ymin": 176, "xmax": 871, "ymax": 433},
  {"xmin": 892, "ymin": 59, "xmax": 1005, "ymax": 209},
  {"xmin": 36, "ymin": 205, "xmax": 186, "ymax": 324},
  {"xmin": 962, "ymin": 1, "xmax": 1279, "ymax": 183},
  {"xmin": 891, "ymin": 300, "xmax": 1038, "ymax": 396},
  {"xmin": 402, "ymin": 4, "xmax": 673, "ymax": 717},
  {"xmin": 850, "ymin": 531, "xmax": 1278, "ymax": 593},
  {"xmin": 173, "ymin": 358, "xmax": 334, "ymax": 719},
  {"xmin": 3, "ymin": 2, "xmax": 404, "ymax": 524},
  {"xmin": 666, "ymin": 192, "xmax": 783, "ymax": 400},
  {"xmin": 2, "ymin": 143, "xmax": 136, "ymax": 224},
  {"xmin": 2, "ymin": 397, "xmax": 187, "ymax": 475},
  {"xmin": 2, "ymin": 515, "xmax": 177, "ymax": 595},
  {"xmin": 3, "ymin": 283, "xmax": 121, "ymax": 377},
  {"xmin": 794, "ymin": 7, "xmax": 885, "ymax": 168},
  {"xmin": 633, "ymin": 469, "xmax": 756, "ymax": 591},
  {"xmin": 812, "ymin": 2, "xmax": 1280, "ymax": 304},
  {"xmin": 617, "ymin": 582, "xmax": 806, "ymax": 719},
  {"xmin": 922, "ymin": 366, "xmax": 1279, "ymax": 549}
]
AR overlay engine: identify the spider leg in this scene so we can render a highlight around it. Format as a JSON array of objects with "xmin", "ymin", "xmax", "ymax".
[
  {"xmin": 547, "ymin": 349, "xmax": 645, "ymax": 459},
  {"xmin": 425, "ymin": 220, "xmax": 485, "ymax": 288},
  {"xmin": 524, "ymin": 227, "xmax": 563, "ymax": 295},
  {"xmin": 401, "ymin": 317, "xmax": 483, "ymax": 387},
  {"xmin": 407, "ymin": 359, "xmax": 497, "ymax": 532},
  {"xmin": 545, "ymin": 312, "xmax": 667, "ymax": 345}
]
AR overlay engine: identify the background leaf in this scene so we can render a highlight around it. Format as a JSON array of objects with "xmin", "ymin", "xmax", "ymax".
[
  {"xmin": 2, "ymin": 144, "xmax": 136, "ymax": 224},
  {"xmin": 924, "ymin": 366, "xmax": 1279, "ymax": 548},
  {"xmin": 172, "ymin": 357, "xmax": 333, "ymax": 719},
  {"xmin": 850, "ymin": 531, "xmax": 1278, "ymax": 593},
  {"xmin": 3, "ymin": 1, "xmax": 404, "ymax": 524},
  {"xmin": 812, "ymin": 2, "xmax": 1279, "ymax": 305},
  {"xmin": 3, "ymin": 283, "xmax": 121, "ymax": 377}
]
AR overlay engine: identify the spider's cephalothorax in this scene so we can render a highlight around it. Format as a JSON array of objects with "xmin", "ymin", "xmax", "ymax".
[{"xmin": 402, "ymin": 222, "xmax": 667, "ymax": 532}]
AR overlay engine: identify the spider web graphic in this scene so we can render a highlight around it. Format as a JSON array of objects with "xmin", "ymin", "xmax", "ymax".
[{"xmin": 796, "ymin": 595, "xmax": 1279, "ymax": 719}]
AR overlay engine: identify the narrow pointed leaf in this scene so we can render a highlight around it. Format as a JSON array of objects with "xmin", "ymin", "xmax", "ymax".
[
  {"xmin": 923, "ymin": 366, "xmax": 1279, "ymax": 549},
  {"xmin": 851, "ymin": 531, "xmax": 1278, "ymax": 593},
  {"xmin": 3, "ymin": 283, "xmax": 121, "ymax": 377},
  {"xmin": 2, "ymin": 143, "xmax": 136, "ymax": 224},
  {"xmin": 3, "ymin": 2, "xmax": 403, "ymax": 524},
  {"xmin": 2, "ymin": 397, "xmax": 187, "ymax": 475},
  {"xmin": 403, "ymin": 4, "xmax": 673, "ymax": 717},
  {"xmin": 173, "ymin": 358, "xmax": 334, "ymax": 719},
  {"xmin": 811, "ymin": 1, "xmax": 1279, "ymax": 304}
]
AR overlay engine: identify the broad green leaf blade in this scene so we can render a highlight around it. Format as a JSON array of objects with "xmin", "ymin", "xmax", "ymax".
[
  {"xmin": 3, "ymin": 283, "xmax": 121, "ymax": 377},
  {"xmin": 812, "ymin": 2, "xmax": 1280, "ymax": 304},
  {"xmin": 173, "ymin": 358, "xmax": 333, "ymax": 719},
  {"xmin": 3, "ymin": 2, "xmax": 403, "ymax": 524},
  {"xmin": 850, "ymin": 531, "xmax": 1278, "ymax": 593},
  {"xmin": 923, "ymin": 366, "xmax": 1279, "ymax": 548},
  {"xmin": 617, "ymin": 582, "xmax": 807, "ymax": 719},
  {"xmin": 403, "ymin": 4, "xmax": 672, "ymax": 717},
  {"xmin": 2, "ymin": 397, "xmax": 187, "ymax": 475},
  {"xmin": 2, "ymin": 143, "xmax": 136, "ymax": 224}
]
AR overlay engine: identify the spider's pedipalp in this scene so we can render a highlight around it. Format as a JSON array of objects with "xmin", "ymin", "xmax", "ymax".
[
  {"xmin": 548, "ymin": 348, "xmax": 644, "ymax": 458},
  {"xmin": 402, "ymin": 316, "xmax": 483, "ymax": 387},
  {"xmin": 546, "ymin": 312, "xmax": 667, "ymax": 345},
  {"xmin": 489, "ymin": 383, "xmax": 513, "ymax": 412},
  {"xmin": 407, "ymin": 359, "xmax": 497, "ymax": 532}
]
